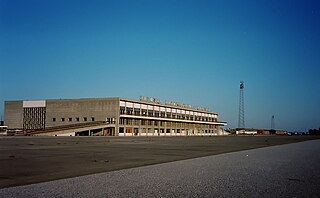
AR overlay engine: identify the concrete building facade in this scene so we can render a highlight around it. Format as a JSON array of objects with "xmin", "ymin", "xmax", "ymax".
[{"xmin": 4, "ymin": 97, "xmax": 226, "ymax": 136}]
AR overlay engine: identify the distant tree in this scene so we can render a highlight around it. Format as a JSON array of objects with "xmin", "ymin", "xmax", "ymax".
[
  {"xmin": 309, "ymin": 128, "xmax": 320, "ymax": 135},
  {"xmin": 309, "ymin": 129, "xmax": 313, "ymax": 135}
]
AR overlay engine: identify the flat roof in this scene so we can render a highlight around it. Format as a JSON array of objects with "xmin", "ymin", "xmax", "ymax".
[{"xmin": 5, "ymin": 97, "xmax": 218, "ymax": 114}]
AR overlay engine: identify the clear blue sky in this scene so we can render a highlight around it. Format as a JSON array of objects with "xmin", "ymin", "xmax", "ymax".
[{"xmin": 1, "ymin": 0, "xmax": 319, "ymax": 131}]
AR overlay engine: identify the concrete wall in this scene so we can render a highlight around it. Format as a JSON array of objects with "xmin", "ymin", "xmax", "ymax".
[
  {"xmin": 46, "ymin": 98, "xmax": 119, "ymax": 128},
  {"xmin": 4, "ymin": 101, "xmax": 23, "ymax": 129},
  {"xmin": 4, "ymin": 97, "xmax": 224, "ymax": 136}
]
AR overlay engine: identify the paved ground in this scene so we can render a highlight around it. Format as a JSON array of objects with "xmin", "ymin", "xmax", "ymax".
[
  {"xmin": 1, "ymin": 139, "xmax": 319, "ymax": 197},
  {"xmin": 0, "ymin": 136, "xmax": 319, "ymax": 189}
]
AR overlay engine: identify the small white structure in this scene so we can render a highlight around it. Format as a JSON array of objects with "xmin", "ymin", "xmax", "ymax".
[{"xmin": 236, "ymin": 129, "xmax": 257, "ymax": 135}]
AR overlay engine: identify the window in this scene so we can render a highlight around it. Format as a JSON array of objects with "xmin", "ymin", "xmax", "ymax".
[
  {"xmin": 83, "ymin": 117, "xmax": 87, "ymax": 121},
  {"xmin": 53, "ymin": 118, "xmax": 56, "ymax": 122},
  {"xmin": 76, "ymin": 117, "xmax": 80, "ymax": 122},
  {"xmin": 142, "ymin": 109, "xmax": 147, "ymax": 116},
  {"xmin": 126, "ymin": 107, "xmax": 133, "ymax": 115},
  {"xmin": 134, "ymin": 119, "xmax": 139, "ymax": 125},
  {"xmin": 120, "ymin": 107, "xmax": 125, "ymax": 114},
  {"xmin": 119, "ymin": 127, "xmax": 124, "ymax": 133},
  {"xmin": 126, "ymin": 119, "xmax": 132, "ymax": 125},
  {"xmin": 134, "ymin": 108, "xmax": 140, "ymax": 116},
  {"xmin": 120, "ymin": 118, "xmax": 125, "ymax": 125},
  {"xmin": 148, "ymin": 110, "xmax": 153, "ymax": 117},
  {"xmin": 69, "ymin": 118, "xmax": 72, "ymax": 122},
  {"xmin": 61, "ymin": 118, "xmax": 65, "ymax": 122},
  {"xmin": 141, "ymin": 120, "xmax": 146, "ymax": 125},
  {"xmin": 106, "ymin": 118, "xmax": 115, "ymax": 124},
  {"xmin": 91, "ymin": 117, "xmax": 95, "ymax": 121},
  {"xmin": 154, "ymin": 111, "xmax": 159, "ymax": 117}
]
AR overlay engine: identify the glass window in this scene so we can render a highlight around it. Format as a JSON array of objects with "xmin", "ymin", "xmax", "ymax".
[
  {"xmin": 126, "ymin": 107, "xmax": 133, "ymax": 115},
  {"xmin": 142, "ymin": 109, "xmax": 147, "ymax": 116},
  {"xmin": 166, "ymin": 113, "xmax": 171, "ymax": 118},
  {"xmin": 53, "ymin": 118, "xmax": 56, "ymax": 122},
  {"xmin": 134, "ymin": 108, "xmax": 140, "ymax": 116},
  {"xmin": 126, "ymin": 119, "xmax": 132, "ymax": 125},
  {"xmin": 69, "ymin": 118, "xmax": 72, "ymax": 122},
  {"xmin": 134, "ymin": 119, "xmax": 139, "ymax": 125},
  {"xmin": 61, "ymin": 118, "xmax": 65, "ymax": 122},
  {"xmin": 83, "ymin": 117, "xmax": 87, "ymax": 121},
  {"xmin": 141, "ymin": 120, "xmax": 146, "ymax": 125},
  {"xmin": 154, "ymin": 111, "xmax": 159, "ymax": 117},
  {"xmin": 120, "ymin": 107, "xmax": 125, "ymax": 114},
  {"xmin": 148, "ymin": 110, "xmax": 153, "ymax": 117}
]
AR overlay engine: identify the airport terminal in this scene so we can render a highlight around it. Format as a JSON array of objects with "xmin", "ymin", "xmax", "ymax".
[{"xmin": 4, "ymin": 97, "xmax": 226, "ymax": 136}]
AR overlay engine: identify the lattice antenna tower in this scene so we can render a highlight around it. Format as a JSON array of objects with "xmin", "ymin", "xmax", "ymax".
[
  {"xmin": 271, "ymin": 115, "xmax": 275, "ymax": 130},
  {"xmin": 238, "ymin": 81, "xmax": 245, "ymax": 128}
]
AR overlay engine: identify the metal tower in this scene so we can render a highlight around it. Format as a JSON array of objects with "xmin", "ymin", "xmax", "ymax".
[
  {"xmin": 271, "ymin": 115, "xmax": 275, "ymax": 130},
  {"xmin": 238, "ymin": 81, "xmax": 245, "ymax": 128}
]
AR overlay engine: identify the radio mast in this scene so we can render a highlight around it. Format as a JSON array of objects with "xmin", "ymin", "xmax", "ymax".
[
  {"xmin": 271, "ymin": 115, "xmax": 275, "ymax": 130},
  {"xmin": 238, "ymin": 81, "xmax": 245, "ymax": 128}
]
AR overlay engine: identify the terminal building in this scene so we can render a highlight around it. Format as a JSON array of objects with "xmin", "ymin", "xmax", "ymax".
[{"xmin": 4, "ymin": 97, "xmax": 227, "ymax": 136}]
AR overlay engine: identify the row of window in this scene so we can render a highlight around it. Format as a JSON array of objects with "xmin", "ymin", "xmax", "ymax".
[
  {"xmin": 52, "ymin": 117, "xmax": 95, "ymax": 122},
  {"xmin": 119, "ymin": 118, "xmax": 216, "ymax": 128},
  {"xmin": 119, "ymin": 127, "xmax": 217, "ymax": 134},
  {"xmin": 120, "ymin": 107, "xmax": 218, "ymax": 122}
]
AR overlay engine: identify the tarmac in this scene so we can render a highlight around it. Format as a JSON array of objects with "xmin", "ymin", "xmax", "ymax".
[
  {"xmin": 1, "ymin": 139, "xmax": 319, "ymax": 197},
  {"xmin": 0, "ymin": 135, "xmax": 319, "ymax": 189}
]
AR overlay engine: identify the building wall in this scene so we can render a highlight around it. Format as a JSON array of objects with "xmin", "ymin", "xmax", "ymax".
[
  {"xmin": 117, "ymin": 98, "xmax": 223, "ymax": 137},
  {"xmin": 4, "ymin": 97, "xmax": 225, "ymax": 136},
  {"xmin": 4, "ymin": 101, "xmax": 23, "ymax": 129},
  {"xmin": 46, "ymin": 98, "xmax": 119, "ymax": 128},
  {"xmin": 118, "ymin": 119, "xmax": 219, "ymax": 137}
]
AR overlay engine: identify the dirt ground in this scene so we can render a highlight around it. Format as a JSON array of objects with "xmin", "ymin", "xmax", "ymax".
[{"xmin": 0, "ymin": 135, "xmax": 319, "ymax": 188}]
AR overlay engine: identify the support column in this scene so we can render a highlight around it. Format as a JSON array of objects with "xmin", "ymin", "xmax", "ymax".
[{"xmin": 164, "ymin": 121, "xmax": 167, "ymax": 136}]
